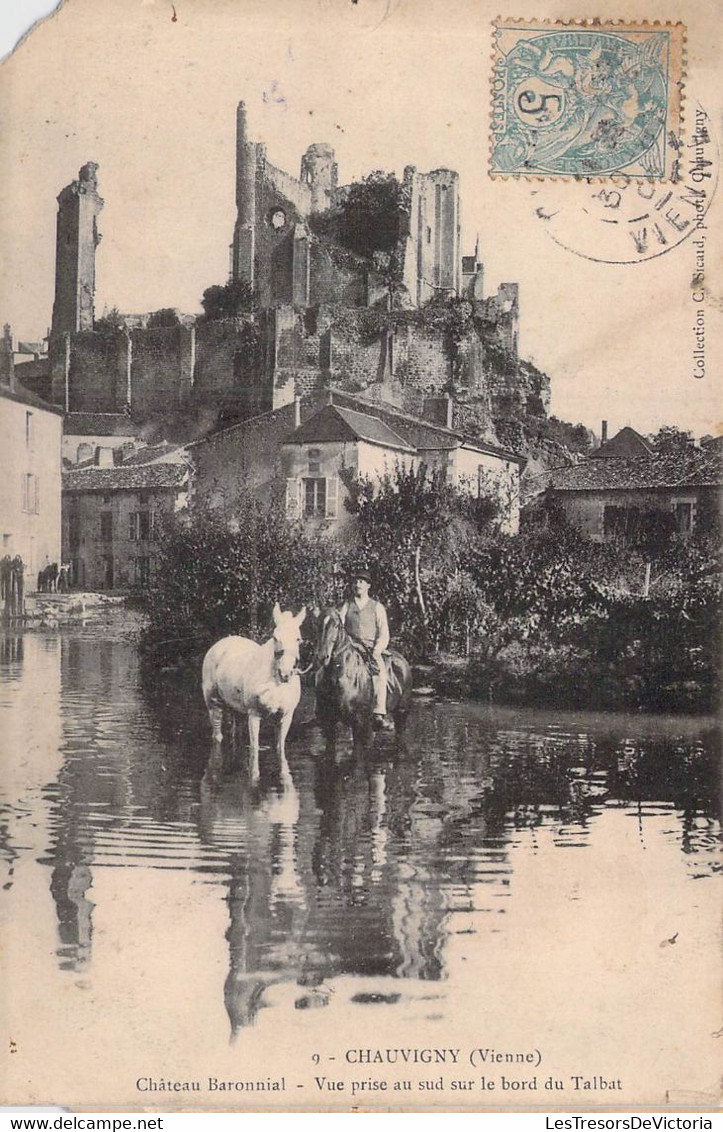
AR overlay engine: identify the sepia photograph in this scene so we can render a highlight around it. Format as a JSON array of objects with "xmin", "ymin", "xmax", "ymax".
[{"xmin": 1, "ymin": 0, "xmax": 720, "ymax": 1114}]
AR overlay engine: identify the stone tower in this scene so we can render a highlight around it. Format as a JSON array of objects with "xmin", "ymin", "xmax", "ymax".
[
  {"xmin": 51, "ymin": 162, "xmax": 104, "ymax": 335},
  {"xmin": 231, "ymin": 101, "xmax": 258, "ymax": 288},
  {"xmin": 300, "ymin": 143, "xmax": 338, "ymax": 213}
]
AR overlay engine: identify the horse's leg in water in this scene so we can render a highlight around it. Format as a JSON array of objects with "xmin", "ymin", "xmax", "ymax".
[
  {"xmin": 276, "ymin": 711, "xmax": 294, "ymax": 786},
  {"xmin": 248, "ymin": 711, "xmax": 261, "ymax": 782},
  {"xmin": 206, "ymin": 699, "xmax": 224, "ymax": 743},
  {"xmin": 351, "ymin": 716, "xmax": 373, "ymax": 752}
]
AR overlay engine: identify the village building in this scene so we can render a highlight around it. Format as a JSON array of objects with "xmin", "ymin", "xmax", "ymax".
[
  {"xmin": 63, "ymin": 411, "xmax": 144, "ymax": 465},
  {"xmin": 546, "ymin": 433, "xmax": 721, "ymax": 541},
  {"xmin": 590, "ymin": 424, "xmax": 655, "ymax": 461},
  {"xmin": 189, "ymin": 389, "xmax": 524, "ymax": 534},
  {"xmin": 0, "ymin": 327, "xmax": 63, "ymax": 589},
  {"xmin": 62, "ymin": 446, "xmax": 190, "ymax": 590}
]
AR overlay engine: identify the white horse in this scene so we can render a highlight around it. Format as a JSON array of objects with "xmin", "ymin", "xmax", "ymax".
[{"xmin": 201, "ymin": 603, "xmax": 306, "ymax": 781}]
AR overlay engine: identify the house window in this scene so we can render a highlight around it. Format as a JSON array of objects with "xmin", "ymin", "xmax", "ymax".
[
  {"xmin": 100, "ymin": 511, "xmax": 113, "ymax": 542},
  {"xmin": 139, "ymin": 491, "xmax": 149, "ymax": 505},
  {"xmin": 133, "ymin": 557, "xmax": 150, "ymax": 586},
  {"xmin": 674, "ymin": 502, "xmax": 693, "ymax": 534},
  {"xmin": 603, "ymin": 506, "xmax": 635, "ymax": 539},
  {"xmin": 129, "ymin": 511, "xmax": 155, "ymax": 541},
  {"xmin": 102, "ymin": 555, "xmax": 114, "ymax": 589},
  {"xmin": 25, "ymin": 412, "xmax": 33, "ymax": 450},
  {"xmin": 68, "ymin": 513, "xmax": 81, "ymax": 550},
  {"xmin": 286, "ymin": 475, "xmax": 338, "ymax": 519},
  {"xmin": 304, "ymin": 477, "xmax": 326, "ymax": 517},
  {"xmin": 22, "ymin": 474, "xmax": 39, "ymax": 514},
  {"xmin": 77, "ymin": 443, "xmax": 93, "ymax": 463},
  {"xmin": 308, "ymin": 449, "xmax": 321, "ymax": 475},
  {"xmin": 102, "ymin": 494, "xmax": 112, "ymax": 504}
]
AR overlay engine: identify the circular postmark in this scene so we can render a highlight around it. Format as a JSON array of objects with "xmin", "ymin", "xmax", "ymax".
[{"xmin": 530, "ymin": 103, "xmax": 718, "ymax": 264}]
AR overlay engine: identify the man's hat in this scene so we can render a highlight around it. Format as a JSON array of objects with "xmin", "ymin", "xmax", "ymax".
[{"xmin": 348, "ymin": 564, "xmax": 372, "ymax": 583}]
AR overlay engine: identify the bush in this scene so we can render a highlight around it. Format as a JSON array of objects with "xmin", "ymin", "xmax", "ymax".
[{"xmin": 140, "ymin": 487, "xmax": 338, "ymax": 663}]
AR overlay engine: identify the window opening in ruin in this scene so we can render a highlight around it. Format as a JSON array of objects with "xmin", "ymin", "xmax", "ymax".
[{"xmin": 268, "ymin": 208, "xmax": 287, "ymax": 231}]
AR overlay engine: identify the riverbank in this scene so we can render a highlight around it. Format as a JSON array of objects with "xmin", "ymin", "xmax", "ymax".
[
  {"xmin": 3, "ymin": 591, "xmax": 716, "ymax": 716},
  {"xmin": 5, "ymin": 591, "xmax": 145, "ymax": 634},
  {"xmin": 421, "ymin": 646, "xmax": 717, "ymax": 715}
]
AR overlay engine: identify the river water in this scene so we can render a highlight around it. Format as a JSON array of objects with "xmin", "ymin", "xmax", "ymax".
[{"xmin": 1, "ymin": 629, "xmax": 720, "ymax": 1110}]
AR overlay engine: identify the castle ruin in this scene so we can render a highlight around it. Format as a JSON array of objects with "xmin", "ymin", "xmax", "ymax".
[{"xmin": 32, "ymin": 101, "xmax": 548, "ymax": 440}]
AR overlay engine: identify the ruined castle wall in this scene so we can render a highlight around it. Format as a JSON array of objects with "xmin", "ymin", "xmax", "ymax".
[
  {"xmin": 309, "ymin": 243, "xmax": 369, "ymax": 308},
  {"xmin": 395, "ymin": 325, "xmax": 450, "ymax": 393},
  {"xmin": 67, "ymin": 332, "xmax": 126, "ymax": 413},
  {"xmin": 265, "ymin": 160, "xmax": 313, "ymax": 217},
  {"xmin": 253, "ymin": 166, "xmax": 309, "ymax": 308},
  {"xmin": 129, "ymin": 326, "xmax": 187, "ymax": 417},
  {"xmin": 193, "ymin": 319, "xmax": 261, "ymax": 416}
]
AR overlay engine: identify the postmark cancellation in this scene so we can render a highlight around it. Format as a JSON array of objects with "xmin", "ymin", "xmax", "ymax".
[{"xmin": 490, "ymin": 20, "xmax": 685, "ymax": 180}]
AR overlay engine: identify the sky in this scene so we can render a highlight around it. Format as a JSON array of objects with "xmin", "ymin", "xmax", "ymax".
[{"xmin": 0, "ymin": 0, "xmax": 721, "ymax": 438}]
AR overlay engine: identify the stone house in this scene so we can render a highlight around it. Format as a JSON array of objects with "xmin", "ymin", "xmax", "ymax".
[
  {"xmin": 0, "ymin": 377, "xmax": 63, "ymax": 585},
  {"xmin": 189, "ymin": 389, "xmax": 525, "ymax": 534},
  {"xmin": 546, "ymin": 444, "xmax": 721, "ymax": 541},
  {"xmin": 62, "ymin": 452, "xmax": 190, "ymax": 590}
]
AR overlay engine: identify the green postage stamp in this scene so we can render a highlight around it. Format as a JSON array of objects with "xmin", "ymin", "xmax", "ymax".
[{"xmin": 490, "ymin": 21, "xmax": 686, "ymax": 179}]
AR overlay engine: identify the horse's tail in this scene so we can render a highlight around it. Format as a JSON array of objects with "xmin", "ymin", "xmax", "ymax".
[{"xmin": 388, "ymin": 650, "xmax": 413, "ymax": 714}]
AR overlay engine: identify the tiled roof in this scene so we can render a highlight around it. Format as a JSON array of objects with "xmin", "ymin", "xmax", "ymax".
[
  {"xmin": 0, "ymin": 380, "xmax": 64, "ymax": 415},
  {"xmin": 63, "ymin": 463, "xmax": 188, "ymax": 492},
  {"xmin": 329, "ymin": 389, "xmax": 525, "ymax": 464},
  {"xmin": 549, "ymin": 450, "xmax": 722, "ymax": 492},
  {"xmin": 64, "ymin": 412, "xmax": 142, "ymax": 436},
  {"xmin": 121, "ymin": 442, "xmax": 185, "ymax": 465},
  {"xmin": 288, "ymin": 403, "xmax": 416, "ymax": 452},
  {"xmin": 591, "ymin": 426, "xmax": 654, "ymax": 460}
]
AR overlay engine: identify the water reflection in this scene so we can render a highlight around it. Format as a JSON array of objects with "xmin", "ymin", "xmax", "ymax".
[{"xmin": 0, "ymin": 632, "xmax": 719, "ymax": 1043}]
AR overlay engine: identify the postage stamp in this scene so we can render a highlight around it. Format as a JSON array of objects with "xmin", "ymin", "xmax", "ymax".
[{"xmin": 490, "ymin": 20, "xmax": 686, "ymax": 179}]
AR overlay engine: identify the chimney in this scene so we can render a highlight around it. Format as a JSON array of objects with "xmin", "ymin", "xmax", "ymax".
[
  {"xmin": 94, "ymin": 446, "xmax": 114, "ymax": 468},
  {"xmin": 601, "ymin": 420, "xmax": 608, "ymax": 445},
  {"xmin": 294, "ymin": 394, "xmax": 302, "ymax": 429},
  {"xmin": 1, "ymin": 324, "xmax": 15, "ymax": 391}
]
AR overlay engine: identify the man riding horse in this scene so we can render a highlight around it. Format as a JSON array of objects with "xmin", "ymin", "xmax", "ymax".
[{"xmin": 339, "ymin": 566, "xmax": 394, "ymax": 731}]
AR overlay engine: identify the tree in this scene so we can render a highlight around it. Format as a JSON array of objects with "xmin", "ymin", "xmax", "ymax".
[
  {"xmin": 339, "ymin": 172, "xmax": 405, "ymax": 260},
  {"xmin": 649, "ymin": 425, "xmax": 693, "ymax": 455},
  {"xmin": 147, "ymin": 308, "xmax": 181, "ymax": 328},
  {"xmin": 94, "ymin": 307, "xmax": 125, "ymax": 334},
  {"xmin": 343, "ymin": 463, "xmax": 498, "ymax": 657},
  {"xmin": 200, "ymin": 276, "xmax": 254, "ymax": 321}
]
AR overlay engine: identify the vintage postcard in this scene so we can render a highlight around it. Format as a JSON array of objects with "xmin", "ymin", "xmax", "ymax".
[{"xmin": 0, "ymin": 0, "xmax": 720, "ymax": 1116}]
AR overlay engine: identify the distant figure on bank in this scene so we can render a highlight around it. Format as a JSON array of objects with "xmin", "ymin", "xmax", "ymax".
[{"xmin": 339, "ymin": 567, "xmax": 394, "ymax": 731}]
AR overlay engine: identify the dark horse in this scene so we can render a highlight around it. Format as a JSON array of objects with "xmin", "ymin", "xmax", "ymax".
[{"xmin": 314, "ymin": 608, "xmax": 413, "ymax": 748}]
